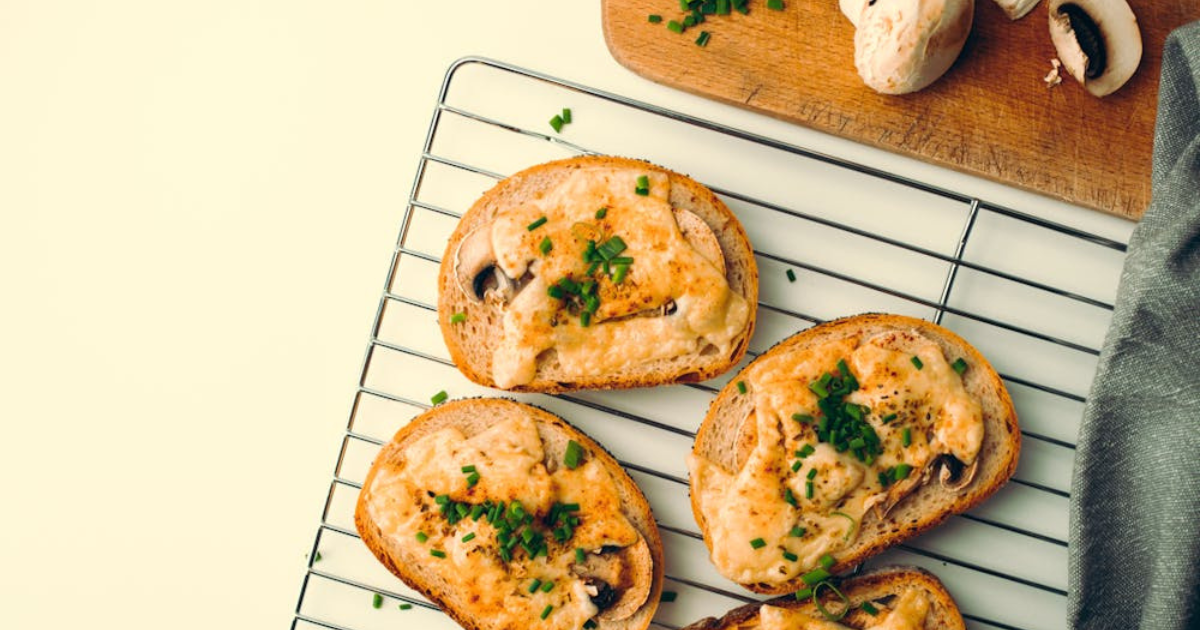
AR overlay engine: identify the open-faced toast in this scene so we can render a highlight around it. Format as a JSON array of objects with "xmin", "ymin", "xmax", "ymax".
[
  {"xmin": 682, "ymin": 566, "xmax": 966, "ymax": 630},
  {"xmin": 689, "ymin": 314, "xmax": 1019, "ymax": 594},
  {"xmin": 437, "ymin": 155, "xmax": 757, "ymax": 392},
  {"xmin": 355, "ymin": 398, "xmax": 664, "ymax": 630}
]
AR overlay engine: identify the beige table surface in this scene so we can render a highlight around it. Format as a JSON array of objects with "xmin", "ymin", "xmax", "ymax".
[{"xmin": 0, "ymin": 2, "xmax": 1136, "ymax": 628}]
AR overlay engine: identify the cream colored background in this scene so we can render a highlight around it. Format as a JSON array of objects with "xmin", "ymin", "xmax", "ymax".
[{"xmin": 0, "ymin": 2, "xmax": 1132, "ymax": 628}]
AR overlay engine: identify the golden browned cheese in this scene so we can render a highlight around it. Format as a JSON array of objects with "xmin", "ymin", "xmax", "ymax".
[
  {"xmin": 364, "ymin": 415, "xmax": 640, "ymax": 630},
  {"xmin": 757, "ymin": 589, "xmax": 929, "ymax": 629},
  {"xmin": 489, "ymin": 167, "xmax": 750, "ymax": 388},
  {"xmin": 688, "ymin": 330, "xmax": 983, "ymax": 585}
]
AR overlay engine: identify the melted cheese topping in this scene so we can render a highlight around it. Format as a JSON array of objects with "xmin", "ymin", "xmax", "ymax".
[
  {"xmin": 758, "ymin": 589, "xmax": 929, "ymax": 630},
  {"xmin": 488, "ymin": 167, "xmax": 750, "ymax": 388},
  {"xmin": 365, "ymin": 415, "xmax": 641, "ymax": 630},
  {"xmin": 688, "ymin": 330, "xmax": 983, "ymax": 585}
]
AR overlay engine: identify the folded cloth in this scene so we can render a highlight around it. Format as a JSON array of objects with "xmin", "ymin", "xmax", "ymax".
[{"xmin": 1069, "ymin": 21, "xmax": 1200, "ymax": 630}]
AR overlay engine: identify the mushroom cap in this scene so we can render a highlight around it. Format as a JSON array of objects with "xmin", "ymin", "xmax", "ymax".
[
  {"xmin": 839, "ymin": 0, "xmax": 869, "ymax": 27},
  {"xmin": 854, "ymin": 0, "xmax": 975, "ymax": 95},
  {"xmin": 1048, "ymin": 0, "xmax": 1142, "ymax": 97}
]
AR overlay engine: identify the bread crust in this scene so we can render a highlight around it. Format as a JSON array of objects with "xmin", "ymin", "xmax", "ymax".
[
  {"xmin": 437, "ymin": 155, "xmax": 758, "ymax": 393},
  {"xmin": 355, "ymin": 398, "xmax": 665, "ymax": 630},
  {"xmin": 680, "ymin": 566, "xmax": 967, "ymax": 630},
  {"xmin": 690, "ymin": 314, "xmax": 1020, "ymax": 594}
]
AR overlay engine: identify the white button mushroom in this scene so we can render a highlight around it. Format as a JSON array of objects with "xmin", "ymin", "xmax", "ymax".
[
  {"xmin": 1048, "ymin": 0, "xmax": 1142, "ymax": 97},
  {"xmin": 852, "ymin": 0, "xmax": 976, "ymax": 95}
]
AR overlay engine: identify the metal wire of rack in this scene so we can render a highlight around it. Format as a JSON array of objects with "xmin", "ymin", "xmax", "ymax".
[{"xmin": 291, "ymin": 58, "xmax": 1129, "ymax": 630}]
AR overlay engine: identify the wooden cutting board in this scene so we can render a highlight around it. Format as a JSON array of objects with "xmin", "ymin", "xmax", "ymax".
[{"xmin": 602, "ymin": 0, "xmax": 1199, "ymax": 220}]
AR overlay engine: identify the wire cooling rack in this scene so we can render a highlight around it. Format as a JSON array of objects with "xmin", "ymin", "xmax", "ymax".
[{"xmin": 291, "ymin": 58, "xmax": 1130, "ymax": 630}]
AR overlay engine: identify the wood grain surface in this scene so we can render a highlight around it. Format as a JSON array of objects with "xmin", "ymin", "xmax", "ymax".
[{"xmin": 602, "ymin": 0, "xmax": 1199, "ymax": 220}]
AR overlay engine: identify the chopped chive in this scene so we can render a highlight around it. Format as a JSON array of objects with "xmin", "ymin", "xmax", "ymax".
[
  {"xmin": 562, "ymin": 502, "xmax": 581, "ymax": 512},
  {"xmin": 580, "ymin": 311, "xmax": 591, "ymax": 327},
  {"xmin": 682, "ymin": 14, "xmax": 696, "ymax": 28},
  {"xmin": 541, "ymin": 581, "xmax": 554, "ymax": 593},
  {"xmin": 819, "ymin": 553, "xmax": 836, "ymax": 570},
  {"xmin": 878, "ymin": 471, "xmax": 891, "ymax": 488},
  {"xmin": 831, "ymin": 511, "xmax": 856, "ymax": 541},
  {"xmin": 737, "ymin": 380, "xmax": 747, "ymax": 394},
  {"xmin": 893, "ymin": 463, "xmax": 913, "ymax": 481},
  {"xmin": 667, "ymin": 19, "xmax": 683, "ymax": 33},
  {"xmin": 911, "ymin": 356, "xmax": 924, "ymax": 370},
  {"xmin": 784, "ymin": 487, "xmax": 798, "ymax": 506},
  {"xmin": 661, "ymin": 590, "xmax": 678, "ymax": 602},
  {"xmin": 561, "ymin": 108, "xmax": 572, "ymax": 124},
  {"xmin": 806, "ymin": 481, "xmax": 814, "ymax": 498},
  {"xmin": 527, "ymin": 216, "xmax": 548, "ymax": 231},
  {"xmin": 608, "ymin": 256, "xmax": 634, "ymax": 265},
  {"xmin": 808, "ymin": 380, "xmax": 829, "ymax": 398},
  {"xmin": 848, "ymin": 437, "xmax": 866, "ymax": 450},
  {"xmin": 595, "ymin": 207, "xmax": 608, "ymax": 219},
  {"xmin": 462, "ymin": 532, "xmax": 476, "ymax": 543},
  {"xmin": 717, "ymin": 0, "xmax": 730, "ymax": 14},
  {"xmin": 861, "ymin": 602, "xmax": 879, "ymax": 616},
  {"xmin": 797, "ymin": 444, "xmax": 815, "ymax": 458},
  {"xmin": 679, "ymin": 0, "xmax": 689, "ymax": 9},
  {"xmin": 695, "ymin": 31, "xmax": 711, "ymax": 47},
  {"xmin": 564, "ymin": 440, "xmax": 584, "ymax": 470},
  {"xmin": 902, "ymin": 428, "xmax": 912, "ymax": 447},
  {"xmin": 539, "ymin": 236, "xmax": 552, "ymax": 255},
  {"xmin": 882, "ymin": 413, "xmax": 898, "ymax": 424},
  {"xmin": 399, "ymin": 603, "xmax": 413, "ymax": 611},
  {"xmin": 584, "ymin": 621, "xmax": 598, "ymax": 630},
  {"xmin": 789, "ymin": 526, "xmax": 806, "ymax": 537},
  {"xmin": 467, "ymin": 472, "xmax": 481, "ymax": 487},
  {"xmin": 791, "ymin": 460, "xmax": 802, "ymax": 472},
  {"xmin": 430, "ymin": 549, "xmax": 446, "ymax": 558},
  {"xmin": 794, "ymin": 587, "xmax": 813, "ymax": 600},
  {"xmin": 469, "ymin": 504, "xmax": 485, "ymax": 520},
  {"xmin": 528, "ymin": 578, "xmax": 542, "ymax": 593},
  {"xmin": 635, "ymin": 175, "xmax": 650, "ymax": 195},
  {"xmin": 541, "ymin": 605, "xmax": 554, "ymax": 620},
  {"xmin": 783, "ymin": 550, "xmax": 799, "ymax": 562},
  {"xmin": 750, "ymin": 537, "xmax": 767, "ymax": 549},
  {"xmin": 431, "ymin": 390, "xmax": 448, "ymax": 406},
  {"xmin": 813, "ymin": 581, "xmax": 850, "ymax": 621},
  {"xmin": 448, "ymin": 311, "xmax": 467, "ymax": 325},
  {"xmin": 576, "ymin": 548, "xmax": 586, "ymax": 563},
  {"xmin": 801, "ymin": 567, "xmax": 831, "ymax": 585},
  {"xmin": 648, "ymin": 14, "xmax": 663, "ymax": 23},
  {"xmin": 786, "ymin": 269, "xmax": 796, "ymax": 282},
  {"xmin": 597, "ymin": 236, "xmax": 627, "ymax": 260},
  {"xmin": 793, "ymin": 413, "xmax": 813, "ymax": 424},
  {"xmin": 455, "ymin": 503, "xmax": 469, "ymax": 518},
  {"xmin": 373, "ymin": 592, "xmax": 383, "ymax": 609},
  {"xmin": 612, "ymin": 264, "xmax": 630, "ymax": 285},
  {"xmin": 416, "ymin": 531, "xmax": 428, "ymax": 543},
  {"xmin": 807, "ymin": 468, "xmax": 818, "ymax": 480},
  {"xmin": 461, "ymin": 465, "xmax": 476, "ymax": 474},
  {"xmin": 952, "ymin": 357, "xmax": 968, "ymax": 375},
  {"xmin": 767, "ymin": 0, "xmax": 784, "ymax": 9},
  {"xmin": 549, "ymin": 114, "xmax": 564, "ymax": 133},
  {"xmin": 313, "ymin": 551, "xmax": 322, "ymax": 563}
]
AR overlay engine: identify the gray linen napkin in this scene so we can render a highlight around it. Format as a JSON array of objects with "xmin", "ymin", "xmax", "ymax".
[{"xmin": 1069, "ymin": 21, "xmax": 1200, "ymax": 630}]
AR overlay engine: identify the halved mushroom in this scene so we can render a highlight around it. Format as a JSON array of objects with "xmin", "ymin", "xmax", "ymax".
[
  {"xmin": 865, "ymin": 463, "xmax": 931, "ymax": 519},
  {"xmin": 454, "ymin": 224, "xmax": 517, "ymax": 304},
  {"xmin": 571, "ymin": 537, "xmax": 653, "ymax": 621},
  {"xmin": 673, "ymin": 208, "xmax": 727, "ymax": 276},
  {"xmin": 1048, "ymin": 0, "xmax": 1142, "ymax": 97},
  {"xmin": 935, "ymin": 454, "xmax": 979, "ymax": 491}
]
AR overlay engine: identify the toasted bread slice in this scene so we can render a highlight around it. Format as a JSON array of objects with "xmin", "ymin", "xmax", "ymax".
[
  {"xmin": 356, "ymin": 398, "xmax": 664, "ymax": 630},
  {"xmin": 437, "ymin": 155, "xmax": 757, "ymax": 393},
  {"xmin": 689, "ymin": 314, "xmax": 1019, "ymax": 594},
  {"xmin": 682, "ymin": 566, "xmax": 966, "ymax": 630}
]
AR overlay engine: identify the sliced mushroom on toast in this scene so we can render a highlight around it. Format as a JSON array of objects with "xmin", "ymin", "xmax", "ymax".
[
  {"xmin": 437, "ymin": 155, "xmax": 758, "ymax": 393},
  {"xmin": 355, "ymin": 399, "xmax": 664, "ymax": 630},
  {"xmin": 688, "ymin": 314, "xmax": 1019, "ymax": 595}
]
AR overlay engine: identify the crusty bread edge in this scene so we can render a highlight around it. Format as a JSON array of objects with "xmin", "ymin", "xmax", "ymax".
[
  {"xmin": 690, "ymin": 313, "xmax": 1020, "ymax": 594},
  {"xmin": 354, "ymin": 397, "xmax": 665, "ymax": 630},
  {"xmin": 436, "ymin": 154, "xmax": 759, "ymax": 393},
  {"xmin": 680, "ymin": 565, "xmax": 967, "ymax": 630}
]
